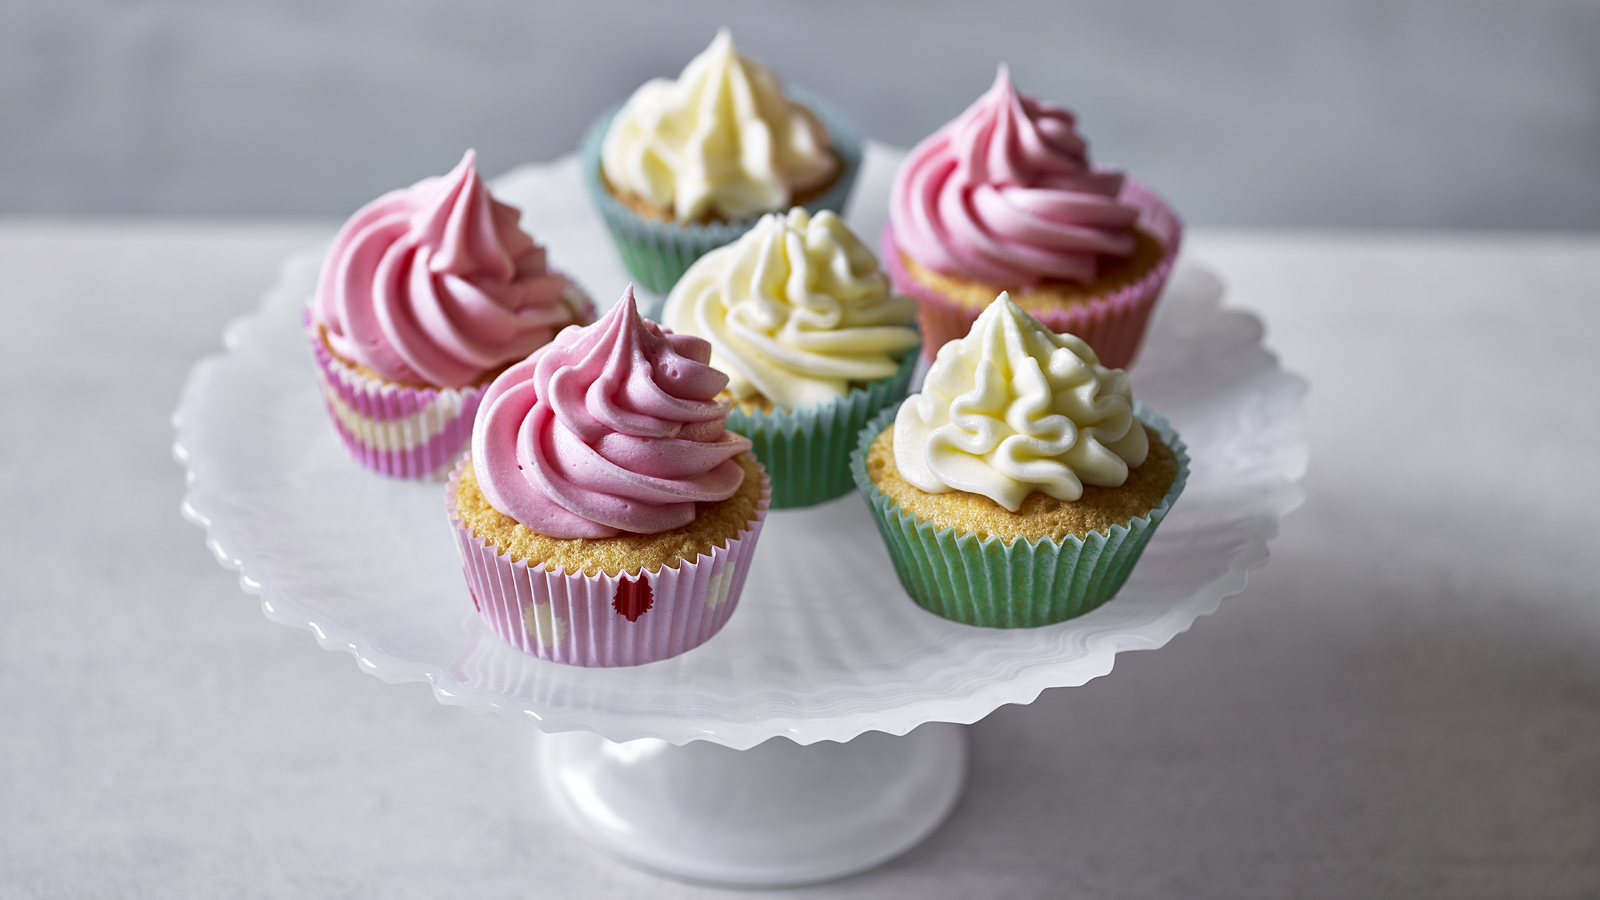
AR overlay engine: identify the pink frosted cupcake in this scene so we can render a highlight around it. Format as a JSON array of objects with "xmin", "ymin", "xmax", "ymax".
[
  {"xmin": 309, "ymin": 150, "xmax": 594, "ymax": 479},
  {"xmin": 447, "ymin": 286, "xmax": 770, "ymax": 667},
  {"xmin": 884, "ymin": 66, "xmax": 1182, "ymax": 369}
]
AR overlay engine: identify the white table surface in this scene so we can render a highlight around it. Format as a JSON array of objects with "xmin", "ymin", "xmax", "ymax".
[{"xmin": 3, "ymin": 221, "xmax": 1597, "ymax": 899}]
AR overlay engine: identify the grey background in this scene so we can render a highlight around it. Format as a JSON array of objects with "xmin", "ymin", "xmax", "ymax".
[{"xmin": 3, "ymin": 0, "xmax": 1599, "ymax": 227}]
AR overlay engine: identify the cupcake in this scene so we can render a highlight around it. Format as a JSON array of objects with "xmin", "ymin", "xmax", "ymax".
[
  {"xmin": 853, "ymin": 294, "xmax": 1188, "ymax": 628},
  {"xmin": 884, "ymin": 66, "xmax": 1181, "ymax": 369},
  {"xmin": 662, "ymin": 207, "xmax": 919, "ymax": 508},
  {"xmin": 309, "ymin": 150, "xmax": 594, "ymax": 479},
  {"xmin": 447, "ymin": 286, "xmax": 770, "ymax": 667},
  {"xmin": 583, "ymin": 28, "xmax": 863, "ymax": 296}
]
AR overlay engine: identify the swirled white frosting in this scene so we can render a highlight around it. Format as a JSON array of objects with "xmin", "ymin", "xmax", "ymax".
[
  {"xmin": 894, "ymin": 294, "xmax": 1148, "ymax": 510},
  {"xmin": 662, "ymin": 207, "xmax": 919, "ymax": 410},
  {"xmin": 600, "ymin": 29, "xmax": 838, "ymax": 222}
]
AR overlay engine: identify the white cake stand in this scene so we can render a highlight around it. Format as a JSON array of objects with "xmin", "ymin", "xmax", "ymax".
[{"xmin": 172, "ymin": 145, "xmax": 1306, "ymax": 887}]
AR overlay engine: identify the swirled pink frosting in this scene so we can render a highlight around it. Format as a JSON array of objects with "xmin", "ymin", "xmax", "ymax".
[
  {"xmin": 471, "ymin": 286, "xmax": 753, "ymax": 539},
  {"xmin": 889, "ymin": 66, "xmax": 1140, "ymax": 288},
  {"xmin": 312, "ymin": 150, "xmax": 590, "ymax": 389}
]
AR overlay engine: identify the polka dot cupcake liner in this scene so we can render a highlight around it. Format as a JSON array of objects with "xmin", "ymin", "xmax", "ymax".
[{"xmin": 446, "ymin": 455, "xmax": 771, "ymax": 667}]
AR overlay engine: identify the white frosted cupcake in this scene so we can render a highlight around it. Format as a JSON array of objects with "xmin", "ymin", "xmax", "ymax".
[
  {"xmin": 582, "ymin": 29, "xmax": 862, "ymax": 295},
  {"xmin": 853, "ymin": 294, "xmax": 1188, "ymax": 627},
  {"xmin": 663, "ymin": 207, "xmax": 919, "ymax": 507}
]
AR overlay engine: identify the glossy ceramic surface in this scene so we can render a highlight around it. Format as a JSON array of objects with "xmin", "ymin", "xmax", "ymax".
[{"xmin": 541, "ymin": 724, "xmax": 967, "ymax": 887}]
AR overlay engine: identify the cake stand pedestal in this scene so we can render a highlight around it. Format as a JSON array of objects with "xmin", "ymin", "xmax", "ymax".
[
  {"xmin": 173, "ymin": 145, "xmax": 1306, "ymax": 889},
  {"xmin": 541, "ymin": 724, "xmax": 966, "ymax": 887}
]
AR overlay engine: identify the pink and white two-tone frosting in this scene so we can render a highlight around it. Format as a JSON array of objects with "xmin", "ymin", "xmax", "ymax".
[
  {"xmin": 888, "ymin": 65, "xmax": 1143, "ymax": 288},
  {"xmin": 308, "ymin": 150, "xmax": 593, "ymax": 479},
  {"xmin": 312, "ymin": 149, "xmax": 592, "ymax": 389},
  {"xmin": 471, "ymin": 286, "xmax": 753, "ymax": 539}
]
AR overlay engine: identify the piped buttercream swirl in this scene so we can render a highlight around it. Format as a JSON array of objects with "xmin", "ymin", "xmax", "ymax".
[
  {"xmin": 312, "ymin": 150, "xmax": 591, "ymax": 389},
  {"xmin": 601, "ymin": 29, "xmax": 838, "ymax": 222},
  {"xmin": 661, "ymin": 207, "xmax": 919, "ymax": 410},
  {"xmin": 471, "ymin": 286, "xmax": 753, "ymax": 539},
  {"xmin": 894, "ymin": 294, "xmax": 1148, "ymax": 511},
  {"xmin": 889, "ymin": 66, "xmax": 1140, "ymax": 288}
]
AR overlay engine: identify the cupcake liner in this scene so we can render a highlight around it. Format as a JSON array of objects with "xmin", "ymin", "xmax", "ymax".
[
  {"xmin": 727, "ymin": 347, "xmax": 919, "ymax": 509},
  {"xmin": 306, "ymin": 280, "xmax": 592, "ymax": 481},
  {"xmin": 882, "ymin": 178, "xmax": 1183, "ymax": 370},
  {"xmin": 446, "ymin": 456, "xmax": 772, "ymax": 667},
  {"xmin": 307, "ymin": 316, "xmax": 481, "ymax": 481},
  {"xmin": 582, "ymin": 87, "xmax": 864, "ymax": 297},
  {"xmin": 851, "ymin": 404, "xmax": 1189, "ymax": 628}
]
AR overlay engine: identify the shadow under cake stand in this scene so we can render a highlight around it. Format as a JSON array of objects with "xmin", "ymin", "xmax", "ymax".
[{"xmin": 173, "ymin": 155, "xmax": 1306, "ymax": 888}]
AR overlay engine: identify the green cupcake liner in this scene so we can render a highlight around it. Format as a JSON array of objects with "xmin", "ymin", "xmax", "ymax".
[
  {"xmin": 728, "ymin": 348, "xmax": 919, "ymax": 510},
  {"xmin": 581, "ymin": 87, "xmax": 864, "ymax": 297},
  {"xmin": 850, "ymin": 403, "xmax": 1190, "ymax": 628}
]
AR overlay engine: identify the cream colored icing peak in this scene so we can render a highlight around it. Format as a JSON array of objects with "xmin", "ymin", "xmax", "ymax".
[
  {"xmin": 600, "ymin": 29, "xmax": 837, "ymax": 222},
  {"xmin": 894, "ymin": 294, "xmax": 1148, "ymax": 511},
  {"xmin": 662, "ymin": 207, "xmax": 919, "ymax": 410}
]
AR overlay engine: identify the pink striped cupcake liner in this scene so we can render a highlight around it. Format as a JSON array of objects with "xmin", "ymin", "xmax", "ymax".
[
  {"xmin": 882, "ymin": 178, "xmax": 1182, "ymax": 371},
  {"xmin": 307, "ymin": 320, "xmax": 483, "ymax": 480},
  {"xmin": 446, "ymin": 455, "xmax": 771, "ymax": 667},
  {"xmin": 305, "ymin": 281, "xmax": 594, "ymax": 481}
]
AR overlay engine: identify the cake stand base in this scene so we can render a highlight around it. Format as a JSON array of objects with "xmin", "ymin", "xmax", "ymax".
[{"xmin": 539, "ymin": 724, "xmax": 968, "ymax": 888}]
